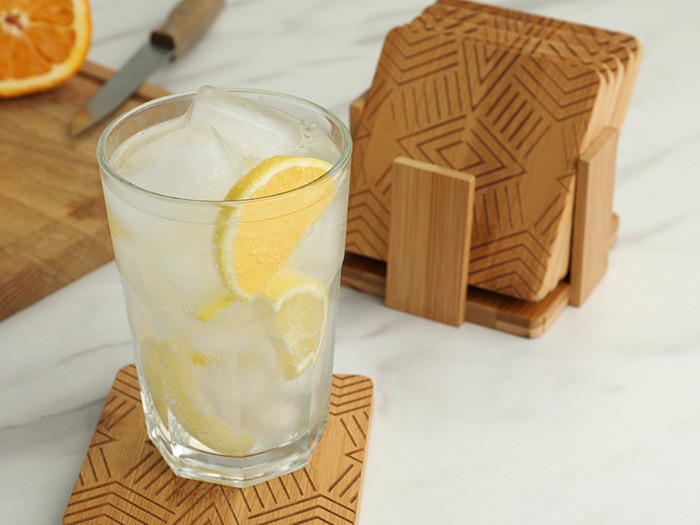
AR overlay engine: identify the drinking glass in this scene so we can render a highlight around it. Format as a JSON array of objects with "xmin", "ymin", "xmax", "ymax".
[{"xmin": 97, "ymin": 89, "xmax": 351, "ymax": 487}]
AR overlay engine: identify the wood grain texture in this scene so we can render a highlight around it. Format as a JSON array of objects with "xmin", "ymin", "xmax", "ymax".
[
  {"xmin": 570, "ymin": 127, "xmax": 619, "ymax": 306},
  {"xmin": 436, "ymin": 0, "xmax": 642, "ymax": 129},
  {"xmin": 150, "ymin": 0, "xmax": 225, "ymax": 59},
  {"xmin": 413, "ymin": 4, "xmax": 622, "ymax": 142},
  {"xmin": 346, "ymin": 22, "xmax": 604, "ymax": 301},
  {"xmin": 386, "ymin": 157, "xmax": 475, "ymax": 326},
  {"xmin": 349, "ymin": 90, "xmax": 368, "ymax": 138},
  {"xmin": 0, "ymin": 63, "xmax": 168, "ymax": 320},
  {"xmin": 342, "ymin": 252, "xmax": 568, "ymax": 338},
  {"xmin": 346, "ymin": 1, "xmax": 641, "ymax": 308},
  {"xmin": 64, "ymin": 365, "xmax": 373, "ymax": 524}
]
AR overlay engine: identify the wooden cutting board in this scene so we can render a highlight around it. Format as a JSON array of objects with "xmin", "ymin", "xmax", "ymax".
[
  {"xmin": 64, "ymin": 365, "xmax": 373, "ymax": 524},
  {"xmin": 0, "ymin": 63, "xmax": 168, "ymax": 320}
]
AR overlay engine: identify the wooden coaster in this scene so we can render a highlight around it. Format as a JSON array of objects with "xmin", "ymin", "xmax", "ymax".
[
  {"xmin": 346, "ymin": 23, "xmax": 605, "ymax": 302},
  {"xmin": 64, "ymin": 365, "xmax": 373, "ymax": 524}
]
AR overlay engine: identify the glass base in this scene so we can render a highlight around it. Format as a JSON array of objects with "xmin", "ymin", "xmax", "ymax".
[{"xmin": 145, "ymin": 411, "xmax": 326, "ymax": 488}]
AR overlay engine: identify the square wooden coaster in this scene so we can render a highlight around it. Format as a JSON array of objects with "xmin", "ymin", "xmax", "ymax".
[{"xmin": 64, "ymin": 365, "xmax": 373, "ymax": 524}]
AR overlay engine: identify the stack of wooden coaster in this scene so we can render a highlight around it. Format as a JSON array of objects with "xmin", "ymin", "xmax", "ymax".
[{"xmin": 345, "ymin": 0, "xmax": 641, "ymax": 330}]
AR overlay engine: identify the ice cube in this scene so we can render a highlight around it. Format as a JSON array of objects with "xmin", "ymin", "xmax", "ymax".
[
  {"xmin": 157, "ymin": 227, "xmax": 223, "ymax": 306},
  {"xmin": 254, "ymin": 399, "xmax": 306, "ymax": 441},
  {"xmin": 192, "ymin": 351, "xmax": 244, "ymax": 429},
  {"xmin": 186, "ymin": 86, "xmax": 304, "ymax": 160},
  {"xmin": 296, "ymin": 119, "xmax": 340, "ymax": 163},
  {"xmin": 115, "ymin": 122, "xmax": 244, "ymax": 200}
]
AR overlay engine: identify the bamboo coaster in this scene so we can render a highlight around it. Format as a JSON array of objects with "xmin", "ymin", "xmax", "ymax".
[
  {"xmin": 412, "ymin": 6, "xmax": 622, "ymax": 138},
  {"xmin": 64, "ymin": 365, "xmax": 373, "ymax": 524},
  {"xmin": 436, "ymin": 0, "xmax": 641, "ymax": 128},
  {"xmin": 347, "ymin": 23, "xmax": 605, "ymax": 301}
]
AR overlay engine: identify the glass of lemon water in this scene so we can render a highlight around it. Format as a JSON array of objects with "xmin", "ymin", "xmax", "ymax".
[{"xmin": 97, "ymin": 87, "xmax": 351, "ymax": 487}]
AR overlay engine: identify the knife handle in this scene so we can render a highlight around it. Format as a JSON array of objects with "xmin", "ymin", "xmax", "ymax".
[{"xmin": 151, "ymin": 0, "xmax": 224, "ymax": 59}]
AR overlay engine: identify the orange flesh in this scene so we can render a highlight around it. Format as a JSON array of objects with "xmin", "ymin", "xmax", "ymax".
[{"xmin": 0, "ymin": 0, "xmax": 89, "ymax": 96}]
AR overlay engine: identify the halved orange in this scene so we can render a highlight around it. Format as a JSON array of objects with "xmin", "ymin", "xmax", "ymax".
[{"xmin": 0, "ymin": 0, "xmax": 91, "ymax": 98}]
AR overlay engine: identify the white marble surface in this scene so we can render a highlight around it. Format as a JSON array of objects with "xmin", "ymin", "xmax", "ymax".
[{"xmin": 2, "ymin": 0, "xmax": 700, "ymax": 522}]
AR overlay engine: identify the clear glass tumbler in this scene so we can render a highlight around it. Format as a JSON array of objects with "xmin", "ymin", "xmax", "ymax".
[{"xmin": 97, "ymin": 90, "xmax": 351, "ymax": 487}]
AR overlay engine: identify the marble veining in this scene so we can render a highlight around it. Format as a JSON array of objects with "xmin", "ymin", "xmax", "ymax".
[{"xmin": 1, "ymin": 0, "xmax": 700, "ymax": 523}]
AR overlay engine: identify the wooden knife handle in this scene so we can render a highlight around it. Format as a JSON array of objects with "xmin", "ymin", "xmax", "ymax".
[{"xmin": 151, "ymin": 0, "xmax": 224, "ymax": 59}]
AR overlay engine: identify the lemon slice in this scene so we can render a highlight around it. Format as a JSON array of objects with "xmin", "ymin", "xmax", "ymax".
[
  {"xmin": 215, "ymin": 156, "xmax": 334, "ymax": 301},
  {"xmin": 196, "ymin": 295, "xmax": 235, "ymax": 322},
  {"xmin": 264, "ymin": 272, "xmax": 329, "ymax": 380},
  {"xmin": 140, "ymin": 339, "xmax": 254, "ymax": 455}
]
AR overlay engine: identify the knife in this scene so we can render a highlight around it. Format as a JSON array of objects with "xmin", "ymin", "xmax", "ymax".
[{"xmin": 70, "ymin": 0, "xmax": 224, "ymax": 136}]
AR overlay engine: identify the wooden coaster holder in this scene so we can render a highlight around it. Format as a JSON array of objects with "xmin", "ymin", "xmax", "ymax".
[{"xmin": 341, "ymin": 91, "xmax": 619, "ymax": 337}]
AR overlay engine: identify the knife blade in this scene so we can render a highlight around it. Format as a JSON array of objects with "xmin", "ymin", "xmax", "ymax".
[{"xmin": 70, "ymin": 0, "xmax": 224, "ymax": 136}]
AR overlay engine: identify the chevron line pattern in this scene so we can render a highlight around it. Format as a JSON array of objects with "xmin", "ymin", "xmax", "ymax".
[
  {"xmin": 64, "ymin": 365, "xmax": 373, "ymax": 524},
  {"xmin": 64, "ymin": 482, "xmax": 174, "ymax": 524},
  {"xmin": 346, "ymin": 14, "xmax": 608, "ymax": 300}
]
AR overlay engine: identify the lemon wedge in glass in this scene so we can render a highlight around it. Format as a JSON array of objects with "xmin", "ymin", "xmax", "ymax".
[
  {"xmin": 140, "ymin": 339, "xmax": 254, "ymax": 455},
  {"xmin": 215, "ymin": 156, "xmax": 334, "ymax": 301},
  {"xmin": 263, "ymin": 272, "xmax": 328, "ymax": 380}
]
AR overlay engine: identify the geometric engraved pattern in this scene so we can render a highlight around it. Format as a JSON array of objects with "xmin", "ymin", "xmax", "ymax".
[
  {"xmin": 435, "ymin": 0, "xmax": 641, "ymax": 129},
  {"xmin": 64, "ymin": 366, "xmax": 373, "ymax": 524},
  {"xmin": 346, "ymin": 0, "xmax": 640, "ymax": 301}
]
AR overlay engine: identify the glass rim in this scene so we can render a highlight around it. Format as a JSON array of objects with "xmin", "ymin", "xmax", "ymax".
[{"xmin": 96, "ymin": 88, "xmax": 352, "ymax": 206}]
